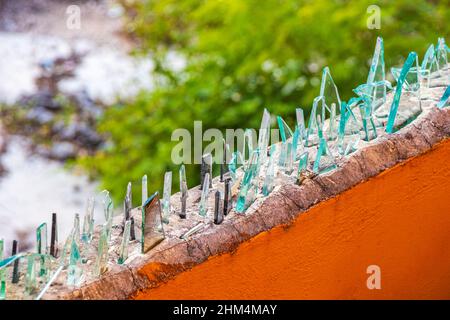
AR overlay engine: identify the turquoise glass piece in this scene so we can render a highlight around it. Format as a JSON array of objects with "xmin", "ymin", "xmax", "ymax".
[
  {"xmin": 67, "ymin": 232, "xmax": 82, "ymax": 285},
  {"xmin": 277, "ymin": 116, "xmax": 293, "ymax": 143},
  {"xmin": 277, "ymin": 141, "xmax": 287, "ymax": 171},
  {"xmin": 236, "ymin": 150, "xmax": 260, "ymax": 213},
  {"xmin": 199, "ymin": 173, "xmax": 210, "ymax": 217},
  {"xmin": 297, "ymin": 151, "xmax": 309, "ymax": 177},
  {"xmin": 142, "ymin": 175, "xmax": 148, "ymax": 207},
  {"xmin": 118, "ymin": 220, "xmax": 131, "ymax": 264},
  {"xmin": 354, "ymin": 95, "xmax": 378, "ymax": 141},
  {"xmin": 262, "ymin": 145, "xmax": 276, "ymax": 196},
  {"xmin": 421, "ymin": 44, "xmax": 439, "ymax": 84},
  {"xmin": 25, "ymin": 255, "xmax": 37, "ymax": 294},
  {"xmin": 36, "ymin": 223, "xmax": 48, "ymax": 277},
  {"xmin": 367, "ymin": 37, "xmax": 388, "ymax": 111},
  {"xmin": 0, "ymin": 240, "xmax": 5, "ymax": 300},
  {"xmin": 338, "ymin": 101, "xmax": 362, "ymax": 155},
  {"xmin": 292, "ymin": 125, "xmax": 304, "ymax": 161},
  {"xmin": 437, "ymin": 86, "xmax": 450, "ymax": 109},
  {"xmin": 95, "ymin": 226, "xmax": 108, "ymax": 277},
  {"xmin": 229, "ymin": 151, "xmax": 243, "ymax": 182},
  {"xmin": 257, "ymin": 108, "xmax": 271, "ymax": 163},
  {"xmin": 141, "ymin": 192, "xmax": 165, "ymax": 253},
  {"xmin": 82, "ymin": 196, "xmax": 95, "ymax": 243},
  {"xmin": 161, "ymin": 171, "xmax": 172, "ymax": 224},
  {"xmin": 386, "ymin": 52, "xmax": 422, "ymax": 133},
  {"xmin": 306, "ymin": 96, "xmax": 324, "ymax": 146},
  {"xmin": 436, "ymin": 38, "xmax": 448, "ymax": 70},
  {"xmin": 313, "ymin": 138, "xmax": 337, "ymax": 174}
]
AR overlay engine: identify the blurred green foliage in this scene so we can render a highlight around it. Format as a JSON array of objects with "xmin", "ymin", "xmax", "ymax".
[{"xmin": 79, "ymin": 0, "xmax": 450, "ymax": 203}]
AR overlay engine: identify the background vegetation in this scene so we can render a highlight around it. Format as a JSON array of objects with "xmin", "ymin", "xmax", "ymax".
[{"xmin": 78, "ymin": 0, "xmax": 450, "ymax": 203}]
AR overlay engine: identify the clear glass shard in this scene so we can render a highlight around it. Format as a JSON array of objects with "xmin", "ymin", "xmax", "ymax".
[
  {"xmin": 36, "ymin": 223, "xmax": 48, "ymax": 276},
  {"xmin": 277, "ymin": 116, "xmax": 293, "ymax": 143},
  {"xmin": 367, "ymin": 37, "xmax": 388, "ymax": 110},
  {"xmin": 141, "ymin": 192, "xmax": 165, "ymax": 253},
  {"xmin": 200, "ymin": 153, "xmax": 213, "ymax": 189},
  {"xmin": 179, "ymin": 164, "xmax": 188, "ymax": 219},
  {"xmin": 386, "ymin": 52, "xmax": 422, "ymax": 133},
  {"xmin": 118, "ymin": 220, "xmax": 131, "ymax": 264},
  {"xmin": 437, "ymin": 86, "xmax": 450, "ymax": 109},
  {"xmin": 236, "ymin": 150, "xmax": 260, "ymax": 213},
  {"xmin": 421, "ymin": 44, "xmax": 439, "ymax": 85},
  {"xmin": 242, "ymin": 129, "xmax": 254, "ymax": 165},
  {"xmin": 257, "ymin": 108, "xmax": 271, "ymax": 163},
  {"xmin": 306, "ymin": 96, "xmax": 324, "ymax": 146},
  {"xmin": 95, "ymin": 226, "xmax": 109, "ymax": 277},
  {"xmin": 262, "ymin": 145, "xmax": 276, "ymax": 196},
  {"xmin": 296, "ymin": 107, "xmax": 306, "ymax": 139},
  {"xmin": 229, "ymin": 151, "xmax": 243, "ymax": 182},
  {"xmin": 313, "ymin": 138, "xmax": 337, "ymax": 174},
  {"xmin": 142, "ymin": 175, "xmax": 148, "ymax": 207},
  {"xmin": 436, "ymin": 38, "xmax": 448, "ymax": 70},
  {"xmin": 161, "ymin": 171, "xmax": 172, "ymax": 224},
  {"xmin": 277, "ymin": 141, "xmax": 287, "ymax": 172},
  {"xmin": 72, "ymin": 213, "xmax": 80, "ymax": 241},
  {"xmin": 101, "ymin": 190, "xmax": 113, "ymax": 221},
  {"xmin": 25, "ymin": 255, "xmax": 37, "ymax": 294},
  {"xmin": 320, "ymin": 67, "xmax": 341, "ymax": 141},
  {"xmin": 338, "ymin": 101, "xmax": 362, "ymax": 155},
  {"xmin": 82, "ymin": 197, "xmax": 95, "ymax": 243},
  {"xmin": 199, "ymin": 173, "xmax": 210, "ymax": 217},
  {"xmin": 284, "ymin": 142, "xmax": 294, "ymax": 174}
]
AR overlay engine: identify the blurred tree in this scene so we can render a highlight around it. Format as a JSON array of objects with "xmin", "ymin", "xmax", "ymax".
[{"xmin": 79, "ymin": 0, "xmax": 450, "ymax": 203}]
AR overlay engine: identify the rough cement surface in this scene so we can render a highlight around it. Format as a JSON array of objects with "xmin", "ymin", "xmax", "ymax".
[{"xmin": 43, "ymin": 83, "xmax": 450, "ymax": 300}]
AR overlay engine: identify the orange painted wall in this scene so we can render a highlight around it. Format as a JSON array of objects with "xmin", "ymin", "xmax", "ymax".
[{"xmin": 135, "ymin": 139, "xmax": 450, "ymax": 300}]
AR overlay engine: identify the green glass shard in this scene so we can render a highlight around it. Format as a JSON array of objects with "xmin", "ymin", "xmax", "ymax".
[
  {"xmin": 142, "ymin": 175, "xmax": 148, "ymax": 207},
  {"xmin": 257, "ymin": 108, "xmax": 271, "ymax": 163},
  {"xmin": 367, "ymin": 37, "xmax": 388, "ymax": 111},
  {"xmin": 82, "ymin": 196, "xmax": 95, "ymax": 243},
  {"xmin": 421, "ymin": 44, "xmax": 440, "ymax": 85},
  {"xmin": 141, "ymin": 192, "xmax": 165, "ymax": 254},
  {"xmin": 292, "ymin": 125, "xmax": 304, "ymax": 161},
  {"xmin": 386, "ymin": 52, "xmax": 422, "ymax": 133},
  {"xmin": 338, "ymin": 101, "xmax": 362, "ymax": 156},
  {"xmin": 25, "ymin": 255, "xmax": 37, "ymax": 294},
  {"xmin": 72, "ymin": 213, "xmax": 80, "ymax": 241},
  {"xmin": 95, "ymin": 226, "xmax": 108, "ymax": 277},
  {"xmin": 277, "ymin": 116, "xmax": 293, "ymax": 143},
  {"xmin": 36, "ymin": 223, "xmax": 48, "ymax": 277},
  {"xmin": 179, "ymin": 164, "xmax": 188, "ymax": 218},
  {"xmin": 297, "ymin": 151, "xmax": 309, "ymax": 177},
  {"xmin": 436, "ymin": 38, "xmax": 448, "ymax": 70},
  {"xmin": 313, "ymin": 138, "xmax": 337, "ymax": 174},
  {"xmin": 437, "ymin": 86, "xmax": 450, "ymax": 109},
  {"xmin": 199, "ymin": 173, "xmax": 210, "ymax": 217},
  {"xmin": 0, "ymin": 240, "xmax": 5, "ymax": 300},
  {"xmin": 66, "ymin": 231, "xmax": 82, "ymax": 285},
  {"xmin": 161, "ymin": 171, "xmax": 172, "ymax": 224},
  {"xmin": 262, "ymin": 145, "xmax": 276, "ymax": 196},
  {"xmin": 118, "ymin": 220, "xmax": 131, "ymax": 264},
  {"xmin": 236, "ymin": 150, "xmax": 260, "ymax": 213}
]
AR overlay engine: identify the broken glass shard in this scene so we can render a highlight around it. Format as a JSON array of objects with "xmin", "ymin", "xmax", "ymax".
[
  {"xmin": 200, "ymin": 153, "xmax": 213, "ymax": 189},
  {"xmin": 421, "ymin": 44, "xmax": 439, "ymax": 86},
  {"xmin": 25, "ymin": 255, "xmax": 37, "ymax": 294},
  {"xmin": 297, "ymin": 151, "xmax": 309, "ymax": 177},
  {"xmin": 262, "ymin": 145, "xmax": 276, "ymax": 196},
  {"xmin": 161, "ymin": 171, "xmax": 172, "ymax": 224},
  {"xmin": 436, "ymin": 38, "xmax": 448, "ymax": 70},
  {"xmin": 179, "ymin": 164, "xmax": 187, "ymax": 219},
  {"xmin": 214, "ymin": 190, "xmax": 223, "ymax": 225},
  {"xmin": 82, "ymin": 197, "xmax": 95, "ymax": 243},
  {"xmin": 437, "ymin": 86, "xmax": 450, "ymax": 109},
  {"xmin": 141, "ymin": 192, "xmax": 165, "ymax": 253},
  {"xmin": 36, "ymin": 223, "xmax": 48, "ymax": 276},
  {"xmin": 229, "ymin": 151, "xmax": 243, "ymax": 182},
  {"xmin": 277, "ymin": 116, "xmax": 293, "ymax": 143},
  {"xmin": 118, "ymin": 220, "xmax": 131, "ymax": 264},
  {"xmin": 338, "ymin": 100, "xmax": 362, "ymax": 155},
  {"xmin": 386, "ymin": 52, "xmax": 422, "ymax": 133},
  {"xmin": 285, "ymin": 142, "xmax": 294, "ymax": 174},
  {"xmin": 199, "ymin": 173, "xmax": 210, "ymax": 217},
  {"xmin": 236, "ymin": 150, "xmax": 259, "ymax": 213},
  {"xmin": 95, "ymin": 226, "xmax": 108, "ymax": 277},
  {"xmin": 142, "ymin": 175, "xmax": 148, "ymax": 207},
  {"xmin": 306, "ymin": 96, "xmax": 325, "ymax": 146},
  {"xmin": 0, "ymin": 240, "xmax": 4, "ymax": 300},
  {"xmin": 242, "ymin": 129, "xmax": 254, "ymax": 166},
  {"xmin": 313, "ymin": 138, "xmax": 337, "ymax": 174},
  {"xmin": 296, "ymin": 107, "xmax": 306, "ymax": 139},
  {"xmin": 320, "ymin": 67, "xmax": 341, "ymax": 141},
  {"xmin": 257, "ymin": 108, "xmax": 271, "ymax": 163}
]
